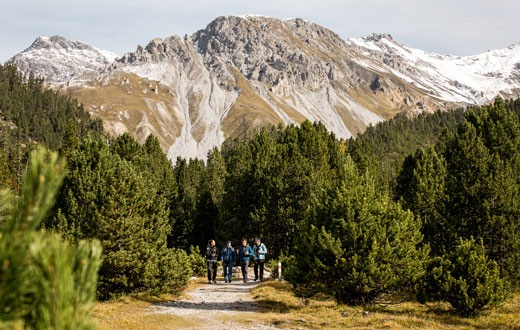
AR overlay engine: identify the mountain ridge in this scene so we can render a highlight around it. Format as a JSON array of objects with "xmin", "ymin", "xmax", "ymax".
[{"xmin": 5, "ymin": 15, "xmax": 520, "ymax": 160}]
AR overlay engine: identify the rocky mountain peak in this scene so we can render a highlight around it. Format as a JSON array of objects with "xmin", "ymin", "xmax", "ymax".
[
  {"xmin": 28, "ymin": 35, "xmax": 94, "ymax": 52},
  {"xmin": 195, "ymin": 15, "xmax": 346, "ymax": 56},
  {"xmin": 364, "ymin": 33, "xmax": 394, "ymax": 43},
  {"xmin": 8, "ymin": 35, "xmax": 117, "ymax": 86},
  {"xmin": 193, "ymin": 15, "xmax": 348, "ymax": 93},
  {"xmin": 117, "ymin": 35, "xmax": 192, "ymax": 65}
]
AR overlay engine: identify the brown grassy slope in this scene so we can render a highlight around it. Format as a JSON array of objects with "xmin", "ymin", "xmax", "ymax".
[
  {"xmin": 221, "ymin": 67, "xmax": 283, "ymax": 139},
  {"xmin": 67, "ymin": 72, "xmax": 181, "ymax": 150}
]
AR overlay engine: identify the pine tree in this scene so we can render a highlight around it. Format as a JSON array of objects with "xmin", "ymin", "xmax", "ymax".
[
  {"xmin": 170, "ymin": 158, "xmax": 204, "ymax": 249},
  {"xmin": 191, "ymin": 148, "xmax": 226, "ymax": 250},
  {"xmin": 110, "ymin": 132, "xmax": 143, "ymax": 163},
  {"xmin": 220, "ymin": 136, "xmax": 255, "ymax": 244},
  {"xmin": 419, "ymin": 238, "xmax": 509, "ymax": 317},
  {"xmin": 443, "ymin": 103, "xmax": 520, "ymax": 283},
  {"xmin": 219, "ymin": 122, "xmax": 346, "ymax": 257},
  {"xmin": 0, "ymin": 148, "xmax": 101, "ymax": 329},
  {"xmin": 142, "ymin": 134, "xmax": 176, "ymax": 202},
  {"xmin": 49, "ymin": 136, "xmax": 190, "ymax": 298},
  {"xmin": 396, "ymin": 147, "xmax": 448, "ymax": 253},
  {"xmin": 286, "ymin": 157, "xmax": 428, "ymax": 305},
  {"xmin": 0, "ymin": 64, "xmax": 102, "ymax": 152}
]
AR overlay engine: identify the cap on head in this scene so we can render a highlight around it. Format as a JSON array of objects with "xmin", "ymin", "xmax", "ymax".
[{"xmin": 226, "ymin": 240, "xmax": 231, "ymax": 244}]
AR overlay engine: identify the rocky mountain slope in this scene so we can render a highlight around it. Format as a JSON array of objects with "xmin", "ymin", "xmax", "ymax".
[{"xmin": 6, "ymin": 16, "xmax": 520, "ymax": 160}]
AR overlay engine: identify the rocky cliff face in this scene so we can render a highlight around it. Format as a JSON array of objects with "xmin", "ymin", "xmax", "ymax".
[{"xmin": 6, "ymin": 16, "xmax": 520, "ymax": 161}]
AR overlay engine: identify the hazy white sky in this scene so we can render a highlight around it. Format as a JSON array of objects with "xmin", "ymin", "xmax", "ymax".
[{"xmin": 1, "ymin": 0, "xmax": 519, "ymax": 62}]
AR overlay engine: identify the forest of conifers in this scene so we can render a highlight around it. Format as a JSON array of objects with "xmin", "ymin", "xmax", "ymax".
[{"xmin": 1, "ymin": 63, "xmax": 519, "ymax": 327}]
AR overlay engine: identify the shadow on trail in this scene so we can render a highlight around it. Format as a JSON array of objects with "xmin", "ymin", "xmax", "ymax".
[
  {"xmin": 156, "ymin": 300, "xmax": 258, "ymax": 312},
  {"xmin": 154, "ymin": 281, "xmax": 262, "ymax": 313},
  {"xmin": 196, "ymin": 281, "xmax": 259, "ymax": 293}
]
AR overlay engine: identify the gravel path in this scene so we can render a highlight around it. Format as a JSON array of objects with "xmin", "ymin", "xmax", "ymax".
[{"xmin": 151, "ymin": 269, "xmax": 280, "ymax": 329}]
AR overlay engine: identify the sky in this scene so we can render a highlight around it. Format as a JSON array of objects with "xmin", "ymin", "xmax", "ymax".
[{"xmin": 1, "ymin": 0, "xmax": 519, "ymax": 62}]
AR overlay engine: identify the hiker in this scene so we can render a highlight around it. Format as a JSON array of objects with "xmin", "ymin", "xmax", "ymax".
[
  {"xmin": 238, "ymin": 238, "xmax": 254, "ymax": 282},
  {"xmin": 221, "ymin": 240, "xmax": 235, "ymax": 283},
  {"xmin": 253, "ymin": 237, "xmax": 267, "ymax": 282},
  {"xmin": 206, "ymin": 239, "xmax": 218, "ymax": 284}
]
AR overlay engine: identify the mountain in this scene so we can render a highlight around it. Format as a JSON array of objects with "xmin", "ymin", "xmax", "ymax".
[
  {"xmin": 6, "ymin": 16, "xmax": 520, "ymax": 160},
  {"xmin": 348, "ymin": 33, "xmax": 520, "ymax": 104},
  {"xmin": 7, "ymin": 35, "xmax": 117, "ymax": 85}
]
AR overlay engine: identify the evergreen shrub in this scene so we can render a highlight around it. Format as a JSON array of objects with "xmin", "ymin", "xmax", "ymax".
[
  {"xmin": 188, "ymin": 245, "xmax": 206, "ymax": 277},
  {"xmin": 419, "ymin": 238, "xmax": 509, "ymax": 317},
  {"xmin": 286, "ymin": 158, "xmax": 428, "ymax": 305},
  {"xmin": 0, "ymin": 148, "xmax": 101, "ymax": 329}
]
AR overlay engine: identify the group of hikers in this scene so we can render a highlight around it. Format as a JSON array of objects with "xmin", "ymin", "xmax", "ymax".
[{"xmin": 205, "ymin": 238, "xmax": 268, "ymax": 284}]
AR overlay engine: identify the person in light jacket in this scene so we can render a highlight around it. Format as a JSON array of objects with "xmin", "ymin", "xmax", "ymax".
[
  {"xmin": 238, "ymin": 238, "xmax": 254, "ymax": 282},
  {"xmin": 253, "ymin": 237, "xmax": 267, "ymax": 282},
  {"xmin": 221, "ymin": 240, "xmax": 235, "ymax": 283}
]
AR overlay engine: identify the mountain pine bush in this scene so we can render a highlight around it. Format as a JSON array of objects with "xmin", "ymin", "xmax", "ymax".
[
  {"xmin": 0, "ymin": 148, "xmax": 101, "ymax": 329},
  {"xmin": 285, "ymin": 157, "xmax": 428, "ymax": 305},
  {"xmin": 397, "ymin": 99, "xmax": 520, "ymax": 284},
  {"xmin": 188, "ymin": 245, "xmax": 207, "ymax": 277},
  {"xmin": 50, "ymin": 135, "xmax": 191, "ymax": 298},
  {"xmin": 418, "ymin": 238, "xmax": 509, "ymax": 317}
]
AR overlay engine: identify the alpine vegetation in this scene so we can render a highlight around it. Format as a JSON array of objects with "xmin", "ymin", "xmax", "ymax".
[
  {"xmin": 0, "ymin": 148, "xmax": 102, "ymax": 329},
  {"xmin": 285, "ymin": 157, "xmax": 428, "ymax": 305}
]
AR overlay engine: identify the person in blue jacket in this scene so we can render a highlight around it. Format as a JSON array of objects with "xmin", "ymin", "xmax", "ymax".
[
  {"xmin": 238, "ymin": 238, "xmax": 254, "ymax": 282},
  {"xmin": 253, "ymin": 237, "xmax": 268, "ymax": 282},
  {"xmin": 221, "ymin": 240, "xmax": 235, "ymax": 283}
]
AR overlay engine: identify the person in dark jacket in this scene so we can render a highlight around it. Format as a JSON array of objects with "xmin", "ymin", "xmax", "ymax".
[
  {"xmin": 221, "ymin": 240, "xmax": 235, "ymax": 283},
  {"xmin": 238, "ymin": 238, "xmax": 254, "ymax": 282},
  {"xmin": 206, "ymin": 239, "xmax": 218, "ymax": 284},
  {"xmin": 253, "ymin": 237, "xmax": 268, "ymax": 282}
]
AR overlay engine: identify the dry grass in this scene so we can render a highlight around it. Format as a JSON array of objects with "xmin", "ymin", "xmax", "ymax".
[
  {"xmin": 93, "ymin": 277, "xmax": 520, "ymax": 330},
  {"xmin": 93, "ymin": 279, "xmax": 203, "ymax": 330},
  {"xmin": 252, "ymin": 281, "xmax": 520, "ymax": 330},
  {"xmin": 94, "ymin": 296, "xmax": 192, "ymax": 330}
]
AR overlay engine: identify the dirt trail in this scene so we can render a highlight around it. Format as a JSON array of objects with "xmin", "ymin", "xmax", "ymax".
[{"xmin": 151, "ymin": 271, "xmax": 280, "ymax": 330}]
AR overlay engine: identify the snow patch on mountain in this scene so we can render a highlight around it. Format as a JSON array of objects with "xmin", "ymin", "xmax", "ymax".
[
  {"xmin": 409, "ymin": 44, "xmax": 520, "ymax": 103},
  {"xmin": 348, "ymin": 35, "xmax": 520, "ymax": 105},
  {"xmin": 7, "ymin": 36, "xmax": 117, "ymax": 86}
]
